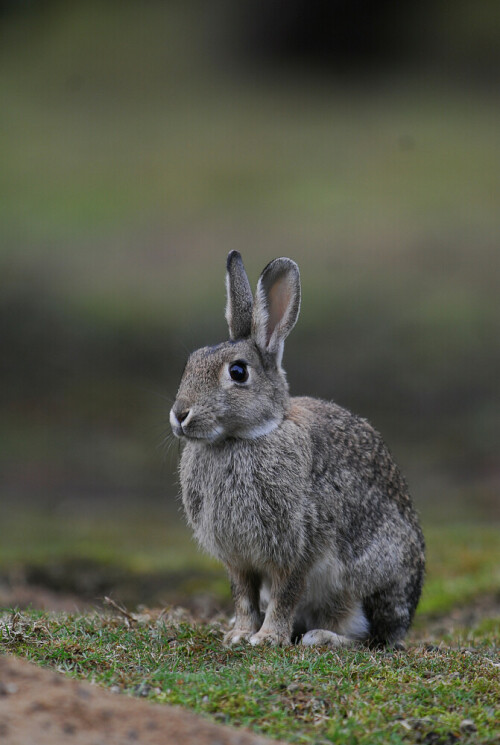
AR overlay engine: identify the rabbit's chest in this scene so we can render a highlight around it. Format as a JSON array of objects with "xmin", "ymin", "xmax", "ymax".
[{"xmin": 179, "ymin": 440, "xmax": 307, "ymax": 568}]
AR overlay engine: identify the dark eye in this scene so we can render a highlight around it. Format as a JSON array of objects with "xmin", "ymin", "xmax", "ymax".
[{"xmin": 229, "ymin": 360, "xmax": 249, "ymax": 383}]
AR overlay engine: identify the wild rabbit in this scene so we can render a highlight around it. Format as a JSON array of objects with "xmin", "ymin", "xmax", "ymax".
[{"xmin": 170, "ymin": 252, "xmax": 425, "ymax": 647}]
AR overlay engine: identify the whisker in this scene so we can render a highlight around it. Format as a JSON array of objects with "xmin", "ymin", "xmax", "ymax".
[
  {"xmin": 158, "ymin": 431, "xmax": 176, "ymax": 455},
  {"xmin": 138, "ymin": 386, "xmax": 175, "ymax": 405}
]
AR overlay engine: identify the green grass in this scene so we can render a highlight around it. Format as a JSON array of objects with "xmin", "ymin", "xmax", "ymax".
[
  {"xmin": 0, "ymin": 506, "xmax": 203, "ymax": 573},
  {"xmin": 419, "ymin": 525, "xmax": 500, "ymax": 616},
  {"xmin": 1, "ymin": 521, "xmax": 499, "ymax": 743},
  {"xmin": 1, "ymin": 607, "xmax": 498, "ymax": 744}
]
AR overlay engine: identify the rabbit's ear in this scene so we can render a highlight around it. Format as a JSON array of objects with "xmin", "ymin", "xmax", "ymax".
[
  {"xmin": 252, "ymin": 258, "xmax": 301, "ymax": 364},
  {"xmin": 225, "ymin": 251, "xmax": 253, "ymax": 340}
]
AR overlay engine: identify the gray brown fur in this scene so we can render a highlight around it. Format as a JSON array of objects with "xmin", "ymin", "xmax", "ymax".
[{"xmin": 170, "ymin": 252, "xmax": 425, "ymax": 647}]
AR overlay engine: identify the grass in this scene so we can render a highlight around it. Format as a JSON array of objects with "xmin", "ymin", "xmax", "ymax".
[
  {"xmin": 0, "ymin": 505, "xmax": 204, "ymax": 573},
  {"xmin": 1, "ymin": 521, "xmax": 499, "ymax": 743},
  {"xmin": 1, "ymin": 606, "xmax": 498, "ymax": 744},
  {"xmin": 419, "ymin": 525, "xmax": 500, "ymax": 616}
]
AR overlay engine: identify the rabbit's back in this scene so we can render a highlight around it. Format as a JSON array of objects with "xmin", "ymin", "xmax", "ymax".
[{"xmin": 296, "ymin": 397, "xmax": 423, "ymax": 548}]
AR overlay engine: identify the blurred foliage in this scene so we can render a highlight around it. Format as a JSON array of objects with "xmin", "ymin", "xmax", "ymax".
[
  {"xmin": 0, "ymin": 0, "xmax": 499, "ymax": 533},
  {"xmin": 1, "ymin": 502, "xmax": 499, "ymax": 618}
]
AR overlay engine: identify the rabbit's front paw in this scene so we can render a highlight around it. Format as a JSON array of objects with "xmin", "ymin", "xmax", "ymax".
[
  {"xmin": 224, "ymin": 627, "xmax": 254, "ymax": 645},
  {"xmin": 249, "ymin": 629, "xmax": 290, "ymax": 647}
]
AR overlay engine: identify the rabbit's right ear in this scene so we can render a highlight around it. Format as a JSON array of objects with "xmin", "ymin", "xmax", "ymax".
[
  {"xmin": 225, "ymin": 251, "xmax": 253, "ymax": 340},
  {"xmin": 252, "ymin": 257, "xmax": 301, "ymax": 366}
]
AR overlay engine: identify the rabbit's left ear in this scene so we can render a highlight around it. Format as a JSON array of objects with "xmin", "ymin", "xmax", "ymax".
[
  {"xmin": 252, "ymin": 258, "xmax": 301, "ymax": 365},
  {"xmin": 225, "ymin": 251, "xmax": 253, "ymax": 340}
]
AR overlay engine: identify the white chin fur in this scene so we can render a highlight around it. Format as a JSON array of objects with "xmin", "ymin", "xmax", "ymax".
[{"xmin": 241, "ymin": 418, "xmax": 280, "ymax": 440}]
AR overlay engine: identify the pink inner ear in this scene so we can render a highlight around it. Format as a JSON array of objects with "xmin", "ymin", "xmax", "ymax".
[{"xmin": 267, "ymin": 277, "xmax": 290, "ymax": 346}]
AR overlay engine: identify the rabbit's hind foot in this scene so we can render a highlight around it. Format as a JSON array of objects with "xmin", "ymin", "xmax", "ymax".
[{"xmin": 301, "ymin": 629, "xmax": 354, "ymax": 648}]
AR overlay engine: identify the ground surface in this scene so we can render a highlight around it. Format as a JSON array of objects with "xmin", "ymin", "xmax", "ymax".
[
  {"xmin": 1, "ymin": 521, "xmax": 499, "ymax": 744},
  {"xmin": 0, "ymin": 653, "xmax": 283, "ymax": 745},
  {"xmin": 1, "ymin": 597, "xmax": 498, "ymax": 745}
]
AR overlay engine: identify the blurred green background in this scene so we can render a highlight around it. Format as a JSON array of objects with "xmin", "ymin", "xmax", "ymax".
[{"xmin": 1, "ymin": 0, "xmax": 499, "ymax": 608}]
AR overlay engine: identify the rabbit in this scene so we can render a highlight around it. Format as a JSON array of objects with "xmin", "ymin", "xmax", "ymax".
[{"xmin": 170, "ymin": 251, "xmax": 425, "ymax": 648}]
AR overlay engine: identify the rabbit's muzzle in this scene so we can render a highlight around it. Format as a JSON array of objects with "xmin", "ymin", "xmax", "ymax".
[
  {"xmin": 170, "ymin": 403, "xmax": 224, "ymax": 442},
  {"xmin": 170, "ymin": 405, "xmax": 191, "ymax": 436}
]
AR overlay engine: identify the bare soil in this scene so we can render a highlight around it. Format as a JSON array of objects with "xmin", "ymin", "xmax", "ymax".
[{"xmin": 0, "ymin": 654, "xmax": 284, "ymax": 745}]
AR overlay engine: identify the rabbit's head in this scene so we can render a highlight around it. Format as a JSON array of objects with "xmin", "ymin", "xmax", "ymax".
[{"xmin": 170, "ymin": 252, "xmax": 301, "ymax": 442}]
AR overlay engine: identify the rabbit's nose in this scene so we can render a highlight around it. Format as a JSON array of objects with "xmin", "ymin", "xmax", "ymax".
[
  {"xmin": 176, "ymin": 409, "xmax": 190, "ymax": 424},
  {"xmin": 170, "ymin": 406, "xmax": 192, "ymax": 434}
]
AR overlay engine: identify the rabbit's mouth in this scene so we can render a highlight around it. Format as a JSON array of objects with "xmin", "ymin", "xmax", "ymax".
[
  {"xmin": 179, "ymin": 427, "xmax": 224, "ymax": 443},
  {"xmin": 170, "ymin": 407, "xmax": 224, "ymax": 442}
]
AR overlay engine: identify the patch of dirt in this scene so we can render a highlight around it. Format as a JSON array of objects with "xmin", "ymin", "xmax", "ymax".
[
  {"xmin": 0, "ymin": 581, "xmax": 91, "ymax": 614},
  {"xmin": 0, "ymin": 654, "xmax": 284, "ymax": 745},
  {"xmin": 411, "ymin": 593, "xmax": 500, "ymax": 641},
  {"xmin": 0, "ymin": 577, "xmax": 227, "ymax": 621},
  {"xmin": 0, "ymin": 561, "xmax": 230, "ymax": 617}
]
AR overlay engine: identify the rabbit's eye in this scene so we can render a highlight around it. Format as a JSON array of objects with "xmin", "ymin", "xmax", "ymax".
[{"xmin": 229, "ymin": 361, "xmax": 249, "ymax": 383}]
